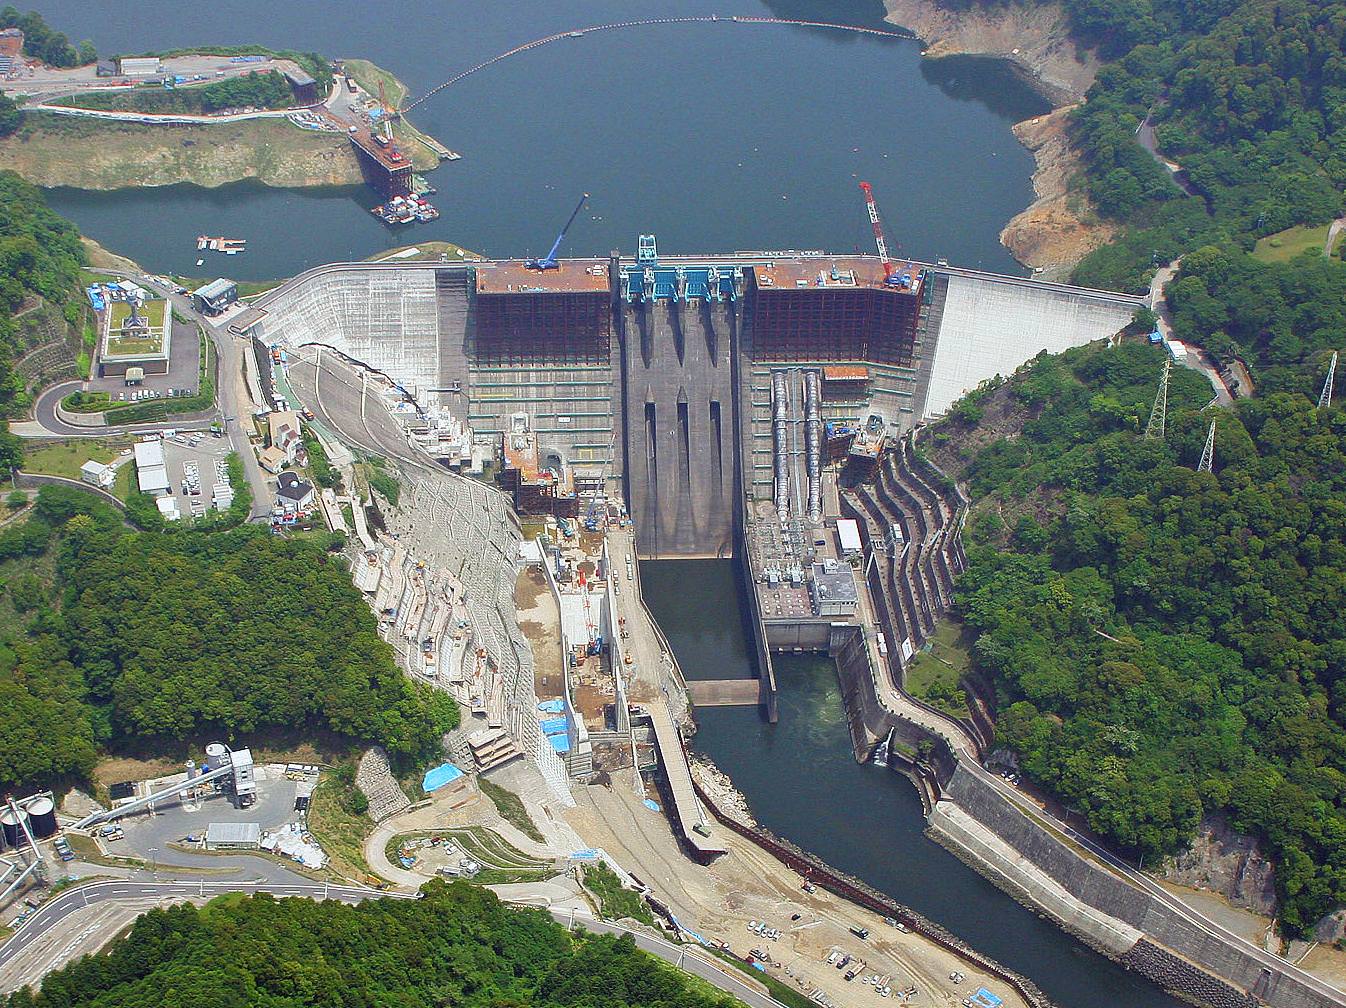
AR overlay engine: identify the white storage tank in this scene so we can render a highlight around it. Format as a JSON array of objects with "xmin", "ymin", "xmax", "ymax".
[{"xmin": 205, "ymin": 743, "xmax": 229, "ymax": 770}]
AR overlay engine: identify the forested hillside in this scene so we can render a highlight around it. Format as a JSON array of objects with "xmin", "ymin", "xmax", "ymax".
[
  {"xmin": 0, "ymin": 486, "xmax": 457, "ymax": 793},
  {"xmin": 0, "ymin": 170, "xmax": 86, "ymax": 433},
  {"xmin": 1061, "ymin": 0, "xmax": 1346, "ymax": 287},
  {"xmin": 1, "ymin": 882, "xmax": 735, "ymax": 1008},
  {"xmin": 935, "ymin": 341, "xmax": 1346, "ymax": 934},
  {"xmin": 1007, "ymin": 0, "xmax": 1346, "ymax": 390}
]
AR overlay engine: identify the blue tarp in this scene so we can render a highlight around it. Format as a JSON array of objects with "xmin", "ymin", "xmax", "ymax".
[
  {"xmin": 969, "ymin": 989, "xmax": 1003, "ymax": 1008},
  {"xmin": 549, "ymin": 734, "xmax": 571, "ymax": 753},
  {"xmin": 422, "ymin": 762, "xmax": 464, "ymax": 792},
  {"xmin": 643, "ymin": 798, "xmax": 661, "ymax": 812},
  {"xmin": 540, "ymin": 716, "xmax": 568, "ymax": 735},
  {"xmin": 538, "ymin": 699, "xmax": 565, "ymax": 713}
]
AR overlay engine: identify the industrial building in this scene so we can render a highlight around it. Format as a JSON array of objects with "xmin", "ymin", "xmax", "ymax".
[
  {"xmin": 117, "ymin": 56, "xmax": 161, "ymax": 77},
  {"xmin": 282, "ymin": 67, "xmax": 318, "ymax": 105},
  {"xmin": 133, "ymin": 439, "xmax": 170, "ymax": 496},
  {"xmin": 0, "ymin": 29, "xmax": 23, "ymax": 75},
  {"xmin": 193, "ymin": 278, "xmax": 238, "ymax": 316},
  {"xmin": 205, "ymin": 821, "xmax": 261, "ymax": 851},
  {"xmin": 809, "ymin": 560, "xmax": 859, "ymax": 617}
]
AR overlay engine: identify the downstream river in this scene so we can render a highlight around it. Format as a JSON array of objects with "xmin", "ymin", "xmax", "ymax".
[
  {"xmin": 39, "ymin": 0, "xmax": 1046, "ymax": 281},
  {"xmin": 29, "ymin": 2, "xmax": 1179, "ymax": 1003},
  {"xmin": 642, "ymin": 560, "xmax": 1184, "ymax": 1008}
]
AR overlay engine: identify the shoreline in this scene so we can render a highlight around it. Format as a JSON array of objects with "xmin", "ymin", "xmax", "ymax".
[
  {"xmin": 881, "ymin": 0, "xmax": 1114, "ymax": 277},
  {"xmin": 0, "ymin": 57, "xmax": 443, "ymax": 192}
]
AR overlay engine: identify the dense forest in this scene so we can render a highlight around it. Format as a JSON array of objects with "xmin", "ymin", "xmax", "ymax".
[
  {"xmin": 0, "ymin": 170, "xmax": 86, "ymax": 429},
  {"xmin": 1009, "ymin": 0, "xmax": 1346, "ymax": 390},
  {"xmin": 61, "ymin": 69, "xmax": 300, "ymax": 115},
  {"xmin": 0, "ymin": 486, "xmax": 457, "ymax": 793},
  {"xmin": 0, "ymin": 7, "xmax": 91, "ymax": 68},
  {"xmin": 937, "ymin": 340, "xmax": 1346, "ymax": 934},
  {"xmin": 1, "ymin": 882, "xmax": 735, "ymax": 1008}
]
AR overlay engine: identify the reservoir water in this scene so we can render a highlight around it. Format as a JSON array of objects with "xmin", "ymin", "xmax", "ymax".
[
  {"xmin": 37, "ymin": 0, "xmax": 1048, "ymax": 281},
  {"xmin": 24, "ymin": 2, "xmax": 1175, "ymax": 1001},
  {"xmin": 641, "ymin": 560, "xmax": 1184, "ymax": 1008}
]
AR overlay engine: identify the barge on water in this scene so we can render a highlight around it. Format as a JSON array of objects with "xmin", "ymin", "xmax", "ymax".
[{"xmin": 371, "ymin": 193, "xmax": 440, "ymax": 225}]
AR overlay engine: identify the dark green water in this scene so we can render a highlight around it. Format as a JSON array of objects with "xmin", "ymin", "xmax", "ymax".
[
  {"xmin": 641, "ymin": 559, "xmax": 1184, "ymax": 1008},
  {"xmin": 37, "ymin": 0, "xmax": 1049, "ymax": 280}
]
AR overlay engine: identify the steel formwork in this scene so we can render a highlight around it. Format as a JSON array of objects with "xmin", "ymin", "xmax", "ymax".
[{"xmin": 749, "ymin": 284, "xmax": 921, "ymax": 367}]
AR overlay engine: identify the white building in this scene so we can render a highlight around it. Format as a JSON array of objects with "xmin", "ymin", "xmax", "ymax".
[
  {"xmin": 835, "ymin": 518, "xmax": 863, "ymax": 559},
  {"xmin": 205, "ymin": 822, "xmax": 260, "ymax": 851},
  {"xmin": 117, "ymin": 56, "xmax": 161, "ymax": 76},
  {"xmin": 133, "ymin": 440, "xmax": 170, "ymax": 496},
  {"xmin": 79, "ymin": 460, "xmax": 114, "ymax": 489}
]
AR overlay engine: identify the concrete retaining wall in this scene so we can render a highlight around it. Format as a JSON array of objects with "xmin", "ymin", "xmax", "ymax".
[
  {"xmin": 937, "ymin": 766, "xmax": 1345, "ymax": 1008},
  {"xmin": 14, "ymin": 472, "xmax": 127, "ymax": 512},
  {"xmin": 689, "ymin": 774, "xmax": 1058, "ymax": 1008},
  {"xmin": 54, "ymin": 397, "xmax": 107, "ymax": 428}
]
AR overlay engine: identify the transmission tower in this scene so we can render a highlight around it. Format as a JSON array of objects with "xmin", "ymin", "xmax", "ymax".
[
  {"xmin": 1197, "ymin": 418, "xmax": 1216, "ymax": 473},
  {"xmin": 1320, "ymin": 350, "xmax": 1338, "ymax": 409},
  {"xmin": 1146, "ymin": 358, "xmax": 1171, "ymax": 441}
]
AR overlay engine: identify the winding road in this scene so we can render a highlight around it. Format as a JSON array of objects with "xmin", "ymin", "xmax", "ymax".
[
  {"xmin": 16, "ymin": 270, "xmax": 274, "ymax": 518},
  {"xmin": 0, "ymin": 879, "xmax": 784, "ymax": 1008}
]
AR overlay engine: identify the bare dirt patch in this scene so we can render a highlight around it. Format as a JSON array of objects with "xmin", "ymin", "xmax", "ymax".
[{"xmin": 1001, "ymin": 107, "xmax": 1118, "ymax": 277}]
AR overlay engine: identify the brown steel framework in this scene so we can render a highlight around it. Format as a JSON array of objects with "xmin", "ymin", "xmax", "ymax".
[
  {"xmin": 751, "ymin": 287, "xmax": 920, "ymax": 367},
  {"xmin": 472, "ymin": 291, "xmax": 612, "ymax": 366}
]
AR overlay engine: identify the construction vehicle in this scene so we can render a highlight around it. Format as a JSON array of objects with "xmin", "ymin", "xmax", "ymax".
[
  {"xmin": 525, "ymin": 193, "xmax": 589, "ymax": 270},
  {"xmin": 858, "ymin": 181, "xmax": 913, "ymax": 289}
]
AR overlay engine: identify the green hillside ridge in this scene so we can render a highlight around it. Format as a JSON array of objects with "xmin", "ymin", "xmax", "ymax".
[
  {"xmin": 933, "ymin": 340, "xmax": 1346, "ymax": 934},
  {"xmin": 0, "ymin": 881, "xmax": 737, "ymax": 1008}
]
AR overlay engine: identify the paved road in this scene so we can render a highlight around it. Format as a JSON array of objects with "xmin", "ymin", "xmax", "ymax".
[
  {"xmin": 854, "ymin": 546, "xmax": 1346, "ymax": 1005},
  {"xmin": 0, "ymin": 879, "xmax": 783, "ymax": 1008},
  {"xmin": 23, "ymin": 270, "xmax": 276, "ymax": 518},
  {"xmin": 23, "ymin": 103, "xmax": 299, "ymax": 125},
  {"xmin": 1136, "ymin": 113, "xmax": 1200, "ymax": 198}
]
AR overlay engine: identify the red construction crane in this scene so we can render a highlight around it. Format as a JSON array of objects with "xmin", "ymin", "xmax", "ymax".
[{"xmin": 858, "ymin": 181, "xmax": 895, "ymax": 282}]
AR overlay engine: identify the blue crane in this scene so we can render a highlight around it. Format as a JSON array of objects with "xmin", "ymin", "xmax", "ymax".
[{"xmin": 525, "ymin": 192, "xmax": 589, "ymax": 270}]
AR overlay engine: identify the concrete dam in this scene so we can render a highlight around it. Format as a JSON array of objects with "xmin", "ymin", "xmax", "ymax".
[{"xmin": 238, "ymin": 242, "xmax": 1141, "ymax": 559}]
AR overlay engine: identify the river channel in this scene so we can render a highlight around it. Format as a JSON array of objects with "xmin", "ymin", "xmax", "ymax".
[
  {"xmin": 641, "ymin": 560, "xmax": 1183, "ymax": 1008},
  {"xmin": 25, "ymin": 1, "xmax": 1181, "ymax": 1001},
  {"xmin": 38, "ymin": 0, "xmax": 1046, "ymax": 281}
]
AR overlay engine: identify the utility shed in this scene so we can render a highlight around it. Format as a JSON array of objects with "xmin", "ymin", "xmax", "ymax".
[
  {"xmin": 205, "ymin": 821, "xmax": 261, "ymax": 850},
  {"xmin": 836, "ymin": 518, "xmax": 862, "ymax": 558}
]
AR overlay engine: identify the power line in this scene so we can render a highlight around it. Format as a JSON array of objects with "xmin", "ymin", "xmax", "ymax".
[
  {"xmin": 1146, "ymin": 358, "xmax": 1171, "ymax": 441},
  {"xmin": 1320, "ymin": 350, "xmax": 1337, "ymax": 409},
  {"xmin": 1197, "ymin": 418, "xmax": 1216, "ymax": 473}
]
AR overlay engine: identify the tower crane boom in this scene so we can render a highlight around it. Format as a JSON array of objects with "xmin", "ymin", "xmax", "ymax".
[
  {"xmin": 526, "ymin": 192, "xmax": 590, "ymax": 271},
  {"xmin": 858, "ymin": 181, "xmax": 895, "ymax": 280}
]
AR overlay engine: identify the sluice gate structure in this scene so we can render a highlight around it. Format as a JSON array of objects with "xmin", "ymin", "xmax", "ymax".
[
  {"xmin": 232, "ymin": 247, "xmax": 1346, "ymax": 1008},
  {"xmin": 236, "ymin": 246, "xmax": 1140, "ymax": 726}
]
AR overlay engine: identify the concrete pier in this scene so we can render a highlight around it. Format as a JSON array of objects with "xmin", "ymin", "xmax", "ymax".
[
  {"xmin": 684, "ymin": 679, "xmax": 762, "ymax": 707},
  {"xmin": 648, "ymin": 702, "xmax": 727, "ymax": 859}
]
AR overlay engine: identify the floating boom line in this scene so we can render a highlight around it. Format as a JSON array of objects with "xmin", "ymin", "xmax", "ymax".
[{"xmin": 400, "ymin": 16, "xmax": 910, "ymax": 114}]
